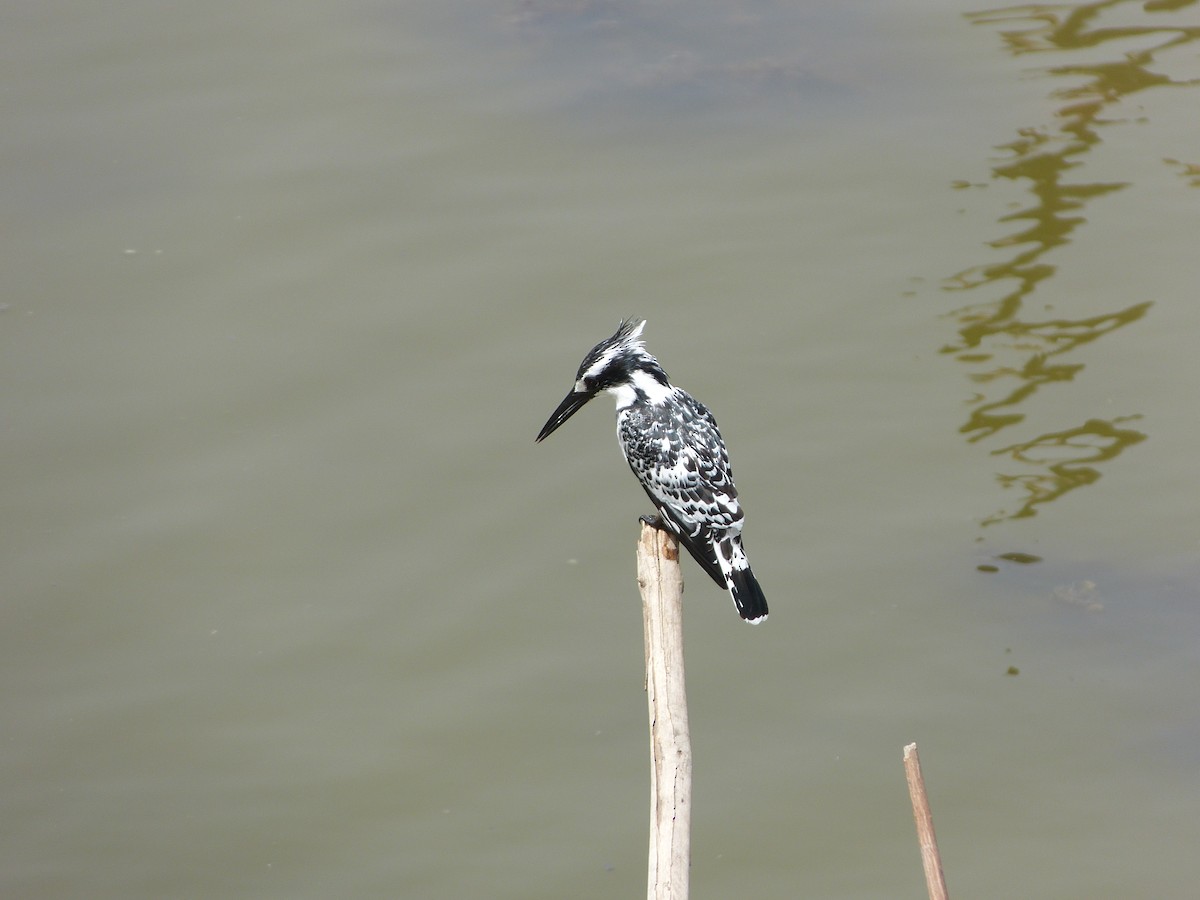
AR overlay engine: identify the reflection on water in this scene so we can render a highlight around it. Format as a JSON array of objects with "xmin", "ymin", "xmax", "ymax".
[
  {"xmin": 985, "ymin": 415, "xmax": 1147, "ymax": 523},
  {"xmin": 1163, "ymin": 156, "xmax": 1200, "ymax": 186},
  {"xmin": 497, "ymin": 1, "xmax": 856, "ymax": 123},
  {"xmin": 944, "ymin": 1, "xmax": 1200, "ymax": 524}
]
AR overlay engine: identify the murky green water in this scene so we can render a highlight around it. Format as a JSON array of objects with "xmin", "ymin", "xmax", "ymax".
[{"xmin": 4, "ymin": 2, "xmax": 1199, "ymax": 897}]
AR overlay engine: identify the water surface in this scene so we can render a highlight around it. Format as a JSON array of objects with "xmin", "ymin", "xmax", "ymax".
[{"xmin": 3, "ymin": 1, "xmax": 1199, "ymax": 897}]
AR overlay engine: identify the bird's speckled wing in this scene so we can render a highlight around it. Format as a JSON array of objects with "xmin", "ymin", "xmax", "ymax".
[{"xmin": 617, "ymin": 391, "xmax": 743, "ymax": 587}]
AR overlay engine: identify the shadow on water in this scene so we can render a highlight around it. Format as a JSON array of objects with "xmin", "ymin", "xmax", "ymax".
[{"xmin": 946, "ymin": 0, "xmax": 1200, "ymax": 525}]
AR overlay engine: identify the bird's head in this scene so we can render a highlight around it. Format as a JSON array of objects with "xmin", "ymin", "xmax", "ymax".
[{"xmin": 535, "ymin": 318, "xmax": 670, "ymax": 442}]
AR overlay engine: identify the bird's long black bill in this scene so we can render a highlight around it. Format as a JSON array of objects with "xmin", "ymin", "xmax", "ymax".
[{"xmin": 535, "ymin": 390, "xmax": 592, "ymax": 442}]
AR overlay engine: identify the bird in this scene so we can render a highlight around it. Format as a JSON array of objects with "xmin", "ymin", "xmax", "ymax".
[{"xmin": 535, "ymin": 318, "xmax": 768, "ymax": 623}]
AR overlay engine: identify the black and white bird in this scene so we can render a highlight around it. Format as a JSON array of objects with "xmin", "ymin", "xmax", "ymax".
[{"xmin": 535, "ymin": 318, "xmax": 768, "ymax": 623}]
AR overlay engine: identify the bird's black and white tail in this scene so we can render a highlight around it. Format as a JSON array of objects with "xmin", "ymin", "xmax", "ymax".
[
  {"xmin": 728, "ymin": 565, "xmax": 768, "ymax": 624},
  {"xmin": 717, "ymin": 536, "xmax": 768, "ymax": 624}
]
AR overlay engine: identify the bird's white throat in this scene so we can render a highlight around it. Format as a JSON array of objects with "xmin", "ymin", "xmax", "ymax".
[{"xmin": 609, "ymin": 368, "xmax": 676, "ymax": 410}]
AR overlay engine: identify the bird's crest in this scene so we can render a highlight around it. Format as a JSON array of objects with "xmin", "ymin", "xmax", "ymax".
[
  {"xmin": 576, "ymin": 317, "xmax": 650, "ymax": 383},
  {"xmin": 615, "ymin": 317, "xmax": 646, "ymax": 345}
]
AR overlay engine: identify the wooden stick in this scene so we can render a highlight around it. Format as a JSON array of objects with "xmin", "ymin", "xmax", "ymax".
[
  {"xmin": 637, "ymin": 520, "xmax": 691, "ymax": 900},
  {"xmin": 903, "ymin": 742, "xmax": 948, "ymax": 900}
]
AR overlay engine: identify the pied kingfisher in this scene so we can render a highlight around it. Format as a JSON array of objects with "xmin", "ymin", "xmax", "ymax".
[{"xmin": 535, "ymin": 318, "xmax": 768, "ymax": 623}]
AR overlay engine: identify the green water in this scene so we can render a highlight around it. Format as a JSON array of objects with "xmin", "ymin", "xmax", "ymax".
[{"xmin": 3, "ymin": 2, "xmax": 1199, "ymax": 897}]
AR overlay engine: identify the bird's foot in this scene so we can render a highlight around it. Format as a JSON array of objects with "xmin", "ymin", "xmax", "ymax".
[{"xmin": 639, "ymin": 513, "xmax": 666, "ymax": 530}]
